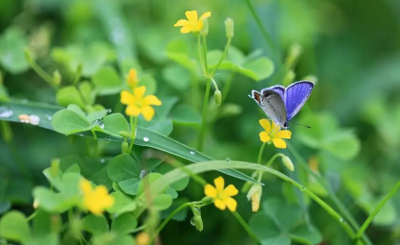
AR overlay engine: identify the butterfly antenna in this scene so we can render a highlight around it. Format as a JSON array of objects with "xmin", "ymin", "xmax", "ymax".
[{"xmin": 290, "ymin": 122, "xmax": 311, "ymax": 129}]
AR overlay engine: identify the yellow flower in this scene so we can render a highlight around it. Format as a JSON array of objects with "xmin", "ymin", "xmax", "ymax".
[
  {"xmin": 120, "ymin": 86, "xmax": 162, "ymax": 121},
  {"xmin": 259, "ymin": 119, "xmax": 291, "ymax": 149},
  {"xmin": 80, "ymin": 179, "xmax": 114, "ymax": 215},
  {"xmin": 174, "ymin": 10, "xmax": 211, "ymax": 34},
  {"xmin": 204, "ymin": 176, "xmax": 238, "ymax": 211},
  {"xmin": 246, "ymin": 183, "xmax": 262, "ymax": 212},
  {"xmin": 126, "ymin": 69, "xmax": 139, "ymax": 88}
]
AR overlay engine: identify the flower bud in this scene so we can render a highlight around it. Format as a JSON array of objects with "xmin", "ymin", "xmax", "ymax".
[
  {"xmin": 282, "ymin": 155, "xmax": 294, "ymax": 172},
  {"xmin": 284, "ymin": 43, "xmax": 302, "ymax": 69},
  {"xmin": 193, "ymin": 215, "xmax": 203, "ymax": 232},
  {"xmin": 53, "ymin": 70, "xmax": 61, "ymax": 86},
  {"xmin": 121, "ymin": 141, "xmax": 129, "ymax": 154},
  {"xmin": 283, "ymin": 70, "xmax": 295, "ymax": 86},
  {"xmin": 200, "ymin": 18, "xmax": 209, "ymax": 37},
  {"xmin": 225, "ymin": 18, "xmax": 234, "ymax": 39},
  {"xmin": 214, "ymin": 89, "xmax": 222, "ymax": 106},
  {"xmin": 201, "ymin": 196, "xmax": 213, "ymax": 205},
  {"xmin": 246, "ymin": 183, "xmax": 262, "ymax": 212},
  {"xmin": 119, "ymin": 131, "xmax": 131, "ymax": 138},
  {"xmin": 33, "ymin": 199, "xmax": 39, "ymax": 209}
]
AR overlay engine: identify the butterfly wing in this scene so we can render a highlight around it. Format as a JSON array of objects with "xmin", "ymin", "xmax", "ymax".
[
  {"xmin": 251, "ymin": 90, "xmax": 287, "ymax": 126},
  {"xmin": 284, "ymin": 81, "xmax": 314, "ymax": 121},
  {"xmin": 262, "ymin": 85, "xmax": 285, "ymax": 102}
]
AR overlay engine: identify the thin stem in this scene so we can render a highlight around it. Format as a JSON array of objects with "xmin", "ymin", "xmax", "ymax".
[
  {"xmin": 152, "ymin": 202, "xmax": 192, "ymax": 241},
  {"xmin": 257, "ymin": 142, "xmax": 266, "ymax": 164},
  {"xmin": 128, "ymin": 116, "xmax": 139, "ymax": 152},
  {"xmin": 91, "ymin": 129, "xmax": 98, "ymax": 155},
  {"xmin": 26, "ymin": 57, "xmax": 57, "ymax": 90},
  {"xmin": 201, "ymin": 35, "xmax": 209, "ymax": 74},
  {"xmin": 232, "ymin": 211, "xmax": 260, "ymax": 244},
  {"xmin": 210, "ymin": 37, "xmax": 232, "ymax": 76},
  {"xmin": 132, "ymin": 224, "xmax": 147, "ymax": 233},
  {"xmin": 197, "ymin": 78, "xmax": 211, "ymax": 151},
  {"xmin": 197, "ymin": 35, "xmax": 206, "ymax": 75},
  {"xmin": 354, "ymin": 180, "xmax": 400, "ymax": 243},
  {"xmin": 244, "ymin": 0, "xmax": 280, "ymax": 63},
  {"xmin": 287, "ymin": 143, "xmax": 372, "ymax": 245},
  {"xmin": 26, "ymin": 211, "xmax": 37, "ymax": 221}
]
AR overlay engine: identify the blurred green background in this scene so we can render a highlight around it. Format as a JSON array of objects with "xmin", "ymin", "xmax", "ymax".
[{"xmin": 1, "ymin": 0, "xmax": 400, "ymax": 244}]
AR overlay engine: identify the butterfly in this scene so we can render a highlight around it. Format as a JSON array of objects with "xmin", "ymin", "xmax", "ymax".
[{"xmin": 250, "ymin": 81, "xmax": 314, "ymax": 128}]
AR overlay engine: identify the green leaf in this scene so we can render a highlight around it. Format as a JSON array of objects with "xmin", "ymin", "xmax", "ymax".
[
  {"xmin": 165, "ymin": 39, "xmax": 198, "ymax": 74},
  {"xmin": 153, "ymin": 194, "xmax": 173, "ymax": 211},
  {"xmin": 107, "ymin": 192, "xmax": 137, "ymax": 216},
  {"xmin": 111, "ymin": 213, "xmax": 138, "ymax": 235},
  {"xmin": 171, "ymin": 104, "xmax": 201, "ymax": 126},
  {"xmin": 32, "ymin": 211, "xmax": 60, "ymax": 235},
  {"xmin": 157, "ymin": 164, "xmax": 189, "ymax": 191},
  {"xmin": 87, "ymin": 109, "xmax": 108, "ymax": 124},
  {"xmin": 51, "ymin": 109, "xmax": 92, "ymax": 135},
  {"xmin": 91, "ymin": 168, "xmax": 113, "ymax": 191},
  {"xmin": 93, "ymin": 233, "xmax": 136, "ymax": 245},
  {"xmin": 79, "ymin": 81, "xmax": 94, "ymax": 106},
  {"xmin": 161, "ymin": 198, "xmax": 189, "ymax": 221},
  {"xmin": 108, "ymin": 154, "xmax": 141, "ymax": 195},
  {"xmin": 140, "ymin": 74, "xmax": 157, "ymax": 95},
  {"xmin": 67, "ymin": 104, "xmax": 86, "ymax": 116},
  {"xmin": 162, "ymin": 64, "xmax": 190, "ymax": 91},
  {"xmin": 324, "ymin": 131, "xmax": 361, "ymax": 160},
  {"xmin": 56, "ymin": 86, "xmax": 85, "ymax": 108},
  {"xmin": 1, "ymin": 101, "xmax": 258, "ymax": 184},
  {"xmin": 0, "ymin": 211, "xmax": 31, "ymax": 243},
  {"xmin": 82, "ymin": 214, "xmax": 109, "ymax": 235},
  {"xmin": 102, "ymin": 113, "xmax": 130, "ymax": 138},
  {"xmin": 65, "ymin": 164, "xmax": 80, "ymax": 174},
  {"xmin": 92, "ymin": 66, "xmax": 122, "ymax": 95},
  {"xmin": 0, "ymin": 27, "xmax": 29, "ymax": 74},
  {"xmin": 33, "ymin": 187, "xmax": 79, "ymax": 213},
  {"xmin": 242, "ymin": 57, "xmax": 274, "ymax": 81}
]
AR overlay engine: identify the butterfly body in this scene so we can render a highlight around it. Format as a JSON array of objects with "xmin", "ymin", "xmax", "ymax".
[{"xmin": 250, "ymin": 81, "xmax": 314, "ymax": 128}]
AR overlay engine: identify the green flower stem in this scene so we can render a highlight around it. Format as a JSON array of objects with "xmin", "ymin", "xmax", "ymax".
[
  {"xmin": 132, "ymin": 224, "xmax": 147, "ymax": 233},
  {"xmin": 197, "ymin": 35, "xmax": 206, "ymax": 75},
  {"xmin": 354, "ymin": 180, "xmax": 400, "ymax": 243},
  {"xmin": 73, "ymin": 63, "xmax": 83, "ymax": 85},
  {"xmin": 210, "ymin": 37, "xmax": 232, "ymax": 76},
  {"xmin": 90, "ymin": 129, "xmax": 98, "ymax": 155},
  {"xmin": 26, "ymin": 211, "xmax": 37, "ymax": 221},
  {"xmin": 25, "ymin": 51, "xmax": 58, "ymax": 90},
  {"xmin": 232, "ymin": 211, "xmax": 260, "ymax": 244},
  {"xmin": 210, "ymin": 77, "xmax": 219, "ymax": 91},
  {"xmin": 287, "ymin": 143, "xmax": 372, "ymax": 245},
  {"xmin": 128, "ymin": 116, "xmax": 139, "ymax": 152},
  {"xmin": 197, "ymin": 35, "xmax": 211, "ymax": 151},
  {"xmin": 257, "ymin": 142, "xmax": 266, "ymax": 164},
  {"xmin": 244, "ymin": 0, "xmax": 279, "ymax": 63}
]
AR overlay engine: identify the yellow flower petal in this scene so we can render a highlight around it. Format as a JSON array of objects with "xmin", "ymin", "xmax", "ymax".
[
  {"xmin": 199, "ymin": 11, "xmax": 211, "ymax": 20},
  {"xmin": 214, "ymin": 176, "xmax": 225, "ymax": 192},
  {"xmin": 275, "ymin": 130, "xmax": 291, "ymax": 139},
  {"xmin": 259, "ymin": 119, "xmax": 271, "ymax": 133},
  {"xmin": 141, "ymin": 106, "xmax": 155, "ymax": 121},
  {"xmin": 180, "ymin": 26, "xmax": 192, "ymax": 33},
  {"xmin": 204, "ymin": 184, "xmax": 217, "ymax": 198},
  {"xmin": 80, "ymin": 179, "xmax": 92, "ymax": 194},
  {"xmin": 134, "ymin": 86, "xmax": 146, "ymax": 100},
  {"xmin": 195, "ymin": 21, "xmax": 203, "ymax": 32},
  {"xmin": 225, "ymin": 197, "xmax": 237, "ymax": 212},
  {"xmin": 259, "ymin": 131, "xmax": 271, "ymax": 143},
  {"xmin": 174, "ymin": 19, "xmax": 189, "ymax": 27},
  {"xmin": 185, "ymin": 10, "xmax": 198, "ymax": 24},
  {"xmin": 120, "ymin": 91, "xmax": 135, "ymax": 105},
  {"xmin": 214, "ymin": 199, "xmax": 226, "ymax": 210},
  {"xmin": 126, "ymin": 105, "xmax": 141, "ymax": 116},
  {"xmin": 144, "ymin": 95, "xmax": 162, "ymax": 106},
  {"xmin": 271, "ymin": 120, "xmax": 280, "ymax": 132},
  {"xmin": 223, "ymin": 184, "xmax": 238, "ymax": 197},
  {"xmin": 272, "ymin": 138, "xmax": 287, "ymax": 149}
]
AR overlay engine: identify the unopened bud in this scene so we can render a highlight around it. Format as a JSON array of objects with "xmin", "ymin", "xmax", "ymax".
[
  {"xmin": 200, "ymin": 18, "xmax": 209, "ymax": 37},
  {"xmin": 225, "ymin": 18, "xmax": 234, "ymax": 39},
  {"xmin": 192, "ymin": 215, "xmax": 203, "ymax": 232},
  {"xmin": 284, "ymin": 43, "xmax": 302, "ymax": 69},
  {"xmin": 201, "ymin": 196, "xmax": 213, "ymax": 205},
  {"xmin": 282, "ymin": 155, "xmax": 294, "ymax": 172},
  {"xmin": 33, "ymin": 199, "xmax": 39, "ymax": 209},
  {"xmin": 53, "ymin": 70, "xmax": 61, "ymax": 86},
  {"xmin": 246, "ymin": 183, "xmax": 262, "ymax": 212},
  {"xmin": 283, "ymin": 70, "xmax": 295, "ymax": 86},
  {"xmin": 121, "ymin": 141, "xmax": 129, "ymax": 154},
  {"xmin": 214, "ymin": 90, "xmax": 222, "ymax": 106},
  {"xmin": 119, "ymin": 131, "xmax": 131, "ymax": 138}
]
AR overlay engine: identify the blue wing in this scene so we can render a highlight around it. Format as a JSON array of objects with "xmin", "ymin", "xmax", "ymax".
[
  {"xmin": 262, "ymin": 85, "xmax": 285, "ymax": 102},
  {"xmin": 285, "ymin": 81, "xmax": 314, "ymax": 121}
]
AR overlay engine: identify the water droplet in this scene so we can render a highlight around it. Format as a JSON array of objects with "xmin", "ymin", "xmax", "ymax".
[
  {"xmin": 190, "ymin": 217, "xmax": 196, "ymax": 226},
  {"xmin": 339, "ymin": 217, "xmax": 344, "ymax": 222},
  {"xmin": 104, "ymin": 138, "xmax": 111, "ymax": 143},
  {"xmin": 45, "ymin": 114, "xmax": 52, "ymax": 120},
  {"xmin": 29, "ymin": 115, "xmax": 40, "ymax": 125},
  {"xmin": 93, "ymin": 119, "xmax": 101, "ymax": 125},
  {"xmin": 107, "ymin": 109, "xmax": 112, "ymax": 114},
  {"xmin": 143, "ymin": 136, "xmax": 149, "ymax": 142},
  {"xmin": 189, "ymin": 149, "xmax": 196, "ymax": 155},
  {"xmin": 193, "ymin": 207, "xmax": 201, "ymax": 216},
  {"xmin": 140, "ymin": 169, "xmax": 149, "ymax": 179},
  {"xmin": 225, "ymin": 158, "xmax": 231, "ymax": 162},
  {"xmin": 100, "ymin": 159, "xmax": 105, "ymax": 164},
  {"xmin": 300, "ymin": 186, "xmax": 306, "ymax": 191},
  {"xmin": 0, "ymin": 106, "xmax": 13, "ymax": 118},
  {"xmin": 99, "ymin": 123, "xmax": 104, "ymax": 129}
]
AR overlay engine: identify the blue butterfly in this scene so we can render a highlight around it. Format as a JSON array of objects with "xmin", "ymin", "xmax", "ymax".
[{"xmin": 250, "ymin": 81, "xmax": 314, "ymax": 128}]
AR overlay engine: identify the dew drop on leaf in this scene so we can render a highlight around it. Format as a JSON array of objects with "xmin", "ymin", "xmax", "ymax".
[
  {"xmin": 0, "ymin": 106, "xmax": 13, "ymax": 118},
  {"xmin": 143, "ymin": 136, "xmax": 149, "ymax": 142}
]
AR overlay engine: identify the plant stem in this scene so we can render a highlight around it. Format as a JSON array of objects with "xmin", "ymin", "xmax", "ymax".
[
  {"xmin": 287, "ymin": 143, "xmax": 373, "ymax": 245},
  {"xmin": 26, "ymin": 57, "xmax": 58, "ymax": 90},
  {"xmin": 221, "ymin": 72, "xmax": 235, "ymax": 103},
  {"xmin": 128, "ymin": 116, "xmax": 138, "ymax": 152},
  {"xmin": 197, "ymin": 35, "xmax": 206, "ymax": 75},
  {"xmin": 244, "ymin": 0, "xmax": 279, "ymax": 63},
  {"xmin": 257, "ymin": 142, "xmax": 266, "ymax": 164},
  {"xmin": 232, "ymin": 211, "xmax": 260, "ymax": 244},
  {"xmin": 26, "ymin": 211, "xmax": 37, "ymax": 221},
  {"xmin": 91, "ymin": 129, "xmax": 98, "ymax": 155},
  {"xmin": 353, "ymin": 180, "xmax": 400, "ymax": 243},
  {"xmin": 210, "ymin": 37, "xmax": 232, "ymax": 76}
]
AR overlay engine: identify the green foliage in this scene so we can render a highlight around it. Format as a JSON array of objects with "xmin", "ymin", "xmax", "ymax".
[
  {"xmin": 0, "ymin": 27, "xmax": 29, "ymax": 74},
  {"xmin": 0, "ymin": 211, "xmax": 31, "ymax": 243}
]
